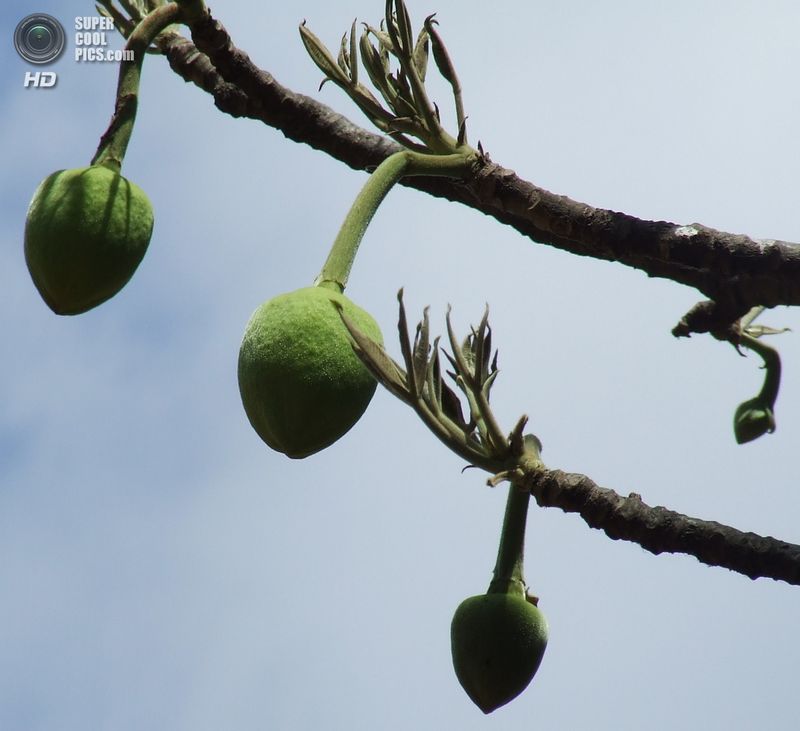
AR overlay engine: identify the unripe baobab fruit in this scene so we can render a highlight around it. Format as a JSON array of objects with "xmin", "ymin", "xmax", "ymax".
[
  {"xmin": 238, "ymin": 285, "xmax": 382, "ymax": 458},
  {"xmin": 24, "ymin": 165, "xmax": 154, "ymax": 315}
]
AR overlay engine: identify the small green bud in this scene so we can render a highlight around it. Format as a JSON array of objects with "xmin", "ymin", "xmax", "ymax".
[
  {"xmin": 733, "ymin": 397, "xmax": 775, "ymax": 444},
  {"xmin": 450, "ymin": 592, "xmax": 548, "ymax": 714}
]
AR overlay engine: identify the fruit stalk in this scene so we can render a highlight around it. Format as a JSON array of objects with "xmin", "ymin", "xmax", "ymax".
[
  {"xmin": 741, "ymin": 331, "xmax": 781, "ymax": 407},
  {"xmin": 316, "ymin": 149, "xmax": 474, "ymax": 291},
  {"xmin": 488, "ymin": 484, "xmax": 531, "ymax": 597},
  {"xmin": 733, "ymin": 330, "xmax": 781, "ymax": 443},
  {"xmin": 488, "ymin": 437, "xmax": 542, "ymax": 596},
  {"xmin": 450, "ymin": 444, "xmax": 548, "ymax": 713},
  {"xmin": 92, "ymin": 2, "xmax": 185, "ymax": 172}
]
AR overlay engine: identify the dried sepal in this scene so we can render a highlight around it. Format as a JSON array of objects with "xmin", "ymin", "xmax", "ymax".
[
  {"xmin": 349, "ymin": 19, "xmax": 359, "ymax": 86},
  {"xmin": 746, "ymin": 324, "xmax": 791, "ymax": 337},
  {"xmin": 413, "ymin": 26, "xmax": 430, "ymax": 82},
  {"xmin": 353, "ymin": 84, "xmax": 391, "ymax": 118},
  {"xmin": 343, "ymin": 290, "xmax": 541, "ymax": 476},
  {"xmin": 391, "ymin": 70, "xmax": 418, "ymax": 118},
  {"xmin": 424, "ymin": 345, "xmax": 481, "ymax": 445},
  {"xmin": 461, "ymin": 334, "xmax": 478, "ymax": 377},
  {"xmin": 334, "ymin": 20, "xmax": 360, "ymax": 86},
  {"xmin": 441, "ymin": 379, "xmax": 469, "ymax": 431},
  {"xmin": 472, "ymin": 307, "xmax": 493, "ymax": 383},
  {"xmin": 377, "ymin": 35, "xmax": 392, "ymax": 75},
  {"xmin": 300, "ymin": 22, "xmax": 351, "ymax": 87},
  {"xmin": 337, "ymin": 31, "xmax": 351, "ymax": 80},
  {"xmin": 423, "ymin": 338, "xmax": 441, "ymax": 406},
  {"xmin": 392, "ymin": 0, "xmax": 415, "ymax": 56},
  {"xmin": 360, "ymin": 30, "xmax": 397, "ymax": 110},
  {"xmin": 336, "ymin": 304, "xmax": 408, "ymax": 400},
  {"xmin": 457, "ymin": 119, "xmax": 469, "ymax": 147},
  {"xmin": 425, "ymin": 14, "xmax": 458, "ymax": 87},
  {"xmin": 424, "ymin": 13, "xmax": 467, "ymax": 143},
  {"xmin": 446, "ymin": 308, "xmax": 478, "ymax": 388},
  {"xmin": 396, "ymin": 288, "xmax": 420, "ymax": 398},
  {"xmin": 455, "ymin": 311, "xmax": 509, "ymax": 454},
  {"xmin": 421, "ymin": 338, "xmax": 467, "ymax": 432},
  {"xmin": 508, "ymin": 415, "xmax": 529, "ymax": 456},
  {"xmin": 385, "ymin": 116, "xmax": 421, "ymax": 134},
  {"xmin": 482, "ymin": 369, "xmax": 500, "ymax": 401},
  {"xmin": 303, "ymin": 0, "xmax": 468, "ymax": 153},
  {"xmin": 412, "ymin": 307, "xmax": 431, "ymax": 394},
  {"xmin": 382, "ymin": 1, "xmax": 442, "ymax": 144},
  {"xmin": 363, "ymin": 22, "xmax": 396, "ymax": 56}
]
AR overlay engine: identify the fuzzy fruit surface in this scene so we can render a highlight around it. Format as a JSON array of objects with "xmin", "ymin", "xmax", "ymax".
[
  {"xmin": 24, "ymin": 166, "xmax": 154, "ymax": 315},
  {"xmin": 451, "ymin": 592, "xmax": 548, "ymax": 714},
  {"xmin": 238, "ymin": 286, "xmax": 382, "ymax": 459}
]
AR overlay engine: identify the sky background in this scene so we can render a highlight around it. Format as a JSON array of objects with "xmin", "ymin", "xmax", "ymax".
[{"xmin": 2, "ymin": 2, "xmax": 800, "ymax": 729}]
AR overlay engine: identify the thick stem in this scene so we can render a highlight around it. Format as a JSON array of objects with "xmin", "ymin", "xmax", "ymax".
[
  {"xmin": 92, "ymin": 3, "xmax": 186, "ymax": 171},
  {"xmin": 487, "ymin": 485, "xmax": 530, "ymax": 597},
  {"xmin": 315, "ymin": 149, "xmax": 474, "ymax": 291}
]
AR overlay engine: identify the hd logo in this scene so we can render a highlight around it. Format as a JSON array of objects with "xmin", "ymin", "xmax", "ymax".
[
  {"xmin": 24, "ymin": 71, "xmax": 57, "ymax": 88},
  {"xmin": 15, "ymin": 13, "xmax": 65, "ymax": 89}
]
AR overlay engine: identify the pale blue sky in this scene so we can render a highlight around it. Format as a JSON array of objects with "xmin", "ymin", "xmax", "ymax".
[{"xmin": 2, "ymin": 2, "xmax": 800, "ymax": 729}]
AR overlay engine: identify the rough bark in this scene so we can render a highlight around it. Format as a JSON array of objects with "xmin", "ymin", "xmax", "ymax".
[{"xmin": 147, "ymin": 11, "xmax": 800, "ymax": 586}]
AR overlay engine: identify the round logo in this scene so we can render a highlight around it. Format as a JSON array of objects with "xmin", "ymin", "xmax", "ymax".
[{"xmin": 14, "ymin": 14, "xmax": 66, "ymax": 65}]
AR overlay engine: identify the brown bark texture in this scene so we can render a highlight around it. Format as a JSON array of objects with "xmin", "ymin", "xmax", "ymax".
[{"xmin": 142, "ymin": 10, "xmax": 799, "ymax": 586}]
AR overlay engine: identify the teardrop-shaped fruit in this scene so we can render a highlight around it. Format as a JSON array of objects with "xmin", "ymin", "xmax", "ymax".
[
  {"xmin": 733, "ymin": 396, "xmax": 775, "ymax": 444},
  {"xmin": 238, "ymin": 285, "xmax": 382, "ymax": 459},
  {"xmin": 451, "ymin": 592, "xmax": 548, "ymax": 714},
  {"xmin": 24, "ymin": 165, "xmax": 154, "ymax": 315}
]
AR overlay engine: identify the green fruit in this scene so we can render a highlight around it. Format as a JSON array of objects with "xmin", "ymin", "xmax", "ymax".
[
  {"xmin": 451, "ymin": 592, "xmax": 548, "ymax": 714},
  {"xmin": 238, "ymin": 285, "xmax": 382, "ymax": 459},
  {"xmin": 733, "ymin": 397, "xmax": 775, "ymax": 444},
  {"xmin": 24, "ymin": 165, "xmax": 154, "ymax": 315}
]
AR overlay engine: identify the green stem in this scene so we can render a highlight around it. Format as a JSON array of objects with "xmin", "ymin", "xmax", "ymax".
[
  {"xmin": 487, "ymin": 485, "xmax": 531, "ymax": 598},
  {"xmin": 315, "ymin": 149, "xmax": 474, "ymax": 291},
  {"xmin": 740, "ymin": 332, "xmax": 781, "ymax": 407},
  {"xmin": 92, "ymin": 3, "xmax": 187, "ymax": 171}
]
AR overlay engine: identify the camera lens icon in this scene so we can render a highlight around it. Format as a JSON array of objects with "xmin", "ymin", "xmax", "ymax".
[{"xmin": 14, "ymin": 14, "xmax": 66, "ymax": 65}]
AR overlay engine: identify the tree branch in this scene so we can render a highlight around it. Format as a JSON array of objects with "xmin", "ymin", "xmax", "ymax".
[
  {"xmin": 672, "ymin": 299, "xmax": 747, "ymax": 339},
  {"xmin": 145, "ymin": 9, "xmax": 800, "ymax": 586},
  {"xmin": 522, "ymin": 466, "xmax": 800, "ymax": 586},
  {"xmin": 148, "ymin": 10, "xmax": 800, "ymax": 324}
]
